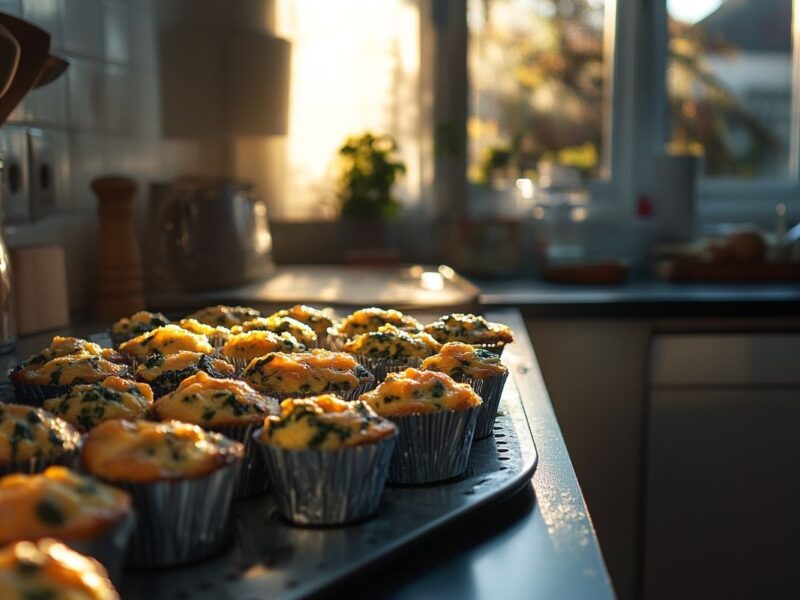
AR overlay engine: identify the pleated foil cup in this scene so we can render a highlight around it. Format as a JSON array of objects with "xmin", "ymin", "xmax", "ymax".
[
  {"xmin": 255, "ymin": 432, "xmax": 397, "ymax": 526},
  {"xmin": 210, "ymin": 423, "xmax": 268, "ymax": 499},
  {"xmin": 69, "ymin": 511, "xmax": 135, "ymax": 584},
  {"xmin": 0, "ymin": 447, "xmax": 80, "ymax": 477},
  {"xmin": 462, "ymin": 372, "xmax": 509, "ymax": 440},
  {"xmin": 115, "ymin": 461, "xmax": 239, "ymax": 568},
  {"xmin": 352, "ymin": 355, "xmax": 422, "ymax": 384},
  {"xmin": 11, "ymin": 382, "xmax": 73, "ymax": 406},
  {"xmin": 386, "ymin": 406, "xmax": 479, "ymax": 484}
]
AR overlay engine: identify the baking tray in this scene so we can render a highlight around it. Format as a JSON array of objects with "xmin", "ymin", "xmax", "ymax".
[{"xmin": 119, "ymin": 374, "xmax": 538, "ymax": 600}]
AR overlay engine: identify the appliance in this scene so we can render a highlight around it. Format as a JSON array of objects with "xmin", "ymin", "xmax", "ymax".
[{"xmin": 146, "ymin": 177, "xmax": 274, "ymax": 293}]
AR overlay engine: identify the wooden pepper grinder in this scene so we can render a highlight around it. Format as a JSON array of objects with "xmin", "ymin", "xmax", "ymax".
[{"xmin": 92, "ymin": 176, "xmax": 145, "ymax": 320}]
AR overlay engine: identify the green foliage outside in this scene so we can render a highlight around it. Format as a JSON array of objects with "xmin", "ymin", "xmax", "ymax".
[{"xmin": 337, "ymin": 132, "xmax": 406, "ymax": 219}]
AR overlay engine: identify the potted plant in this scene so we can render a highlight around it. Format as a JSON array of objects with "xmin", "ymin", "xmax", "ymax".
[{"xmin": 336, "ymin": 132, "xmax": 406, "ymax": 260}]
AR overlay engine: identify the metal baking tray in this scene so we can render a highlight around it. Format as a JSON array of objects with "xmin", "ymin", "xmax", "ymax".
[{"xmin": 119, "ymin": 374, "xmax": 538, "ymax": 599}]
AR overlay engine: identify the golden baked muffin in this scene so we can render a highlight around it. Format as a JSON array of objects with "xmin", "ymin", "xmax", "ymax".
[
  {"xmin": 242, "ymin": 350, "xmax": 374, "ymax": 397},
  {"xmin": 259, "ymin": 395, "xmax": 396, "ymax": 450},
  {"xmin": 420, "ymin": 342, "xmax": 508, "ymax": 380},
  {"xmin": 9, "ymin": 355, "xmax": 130, "ymax": 389},
  {"xmin": 177, "ymin": 318, "xmax": 230, "ymax": 344},
  {"xmin": 110, "ymin": 311, "xmax": 171, "ymax": 343},
  {"xmin": 221, "ymin": 330, "xmax": 304, "ymax": 365},
  {"xmin": 0, "ymin": 405, "xmax": 81, "ymax": 467},
  {"xmin": 342, "ymin": 324, "xmax": 441, "ymax": 360},
  {"xmin": 134, "ymin": 350, "xmax": 235, "ymax": 398},
  {"xmin": 0, "ymin": 538, "xmax": 119, "ymax": 600},
  {"xmin": 424, "ymin": 313, "xmax": 514, "ymax": 347},
  {"xmin": 269, "ymin": 305, "xmax": 334, "ymax": 339},
  {"xmin": 232, "ymin": 316, "xmax": 317, "ymax": 348},
  {"xmin": 119, "ymin": 324, "xmax": 213, "ymax": 360},
  {"xmin": 0, "ymin": 466, "xmax": 131, "ymax": 545},
  {"xmin": 186, "ymin": 305, "xmax": 260, "ymax": 328},
  {"xmin": 81, "ymin": 419, "xmax": 244, "ymax": 483},
  {"xmin": 43, "ymin": 377, "xmax": 154, "ymax": 432},
  {"xmin": 337, "ymin": 307, "xmax": 422, "ymax": 338},
  {"xmin": 19, "ymin": 336, "xmax": 123, "ymax": 365},
  {"xmin": 154, "ymin": 372, "xmax": 273, "ymax": 427},
  {"xmin": 360, "ymin": 368, "xmax": 482, "ymax": 416}
]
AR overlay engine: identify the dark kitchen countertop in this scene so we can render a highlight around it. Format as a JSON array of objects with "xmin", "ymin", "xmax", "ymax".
[
  {"xmin": 2, "ymin": 308, "xmax": 615, "ymax": 600},
  {"xmin": 477, "ymin": 278, "xmax": 800, "ymax": 318}
]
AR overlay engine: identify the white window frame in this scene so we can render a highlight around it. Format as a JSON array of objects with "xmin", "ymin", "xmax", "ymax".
[{"xmin": 641, "ymin": 0, "xmax": 800, "ymax": 225}]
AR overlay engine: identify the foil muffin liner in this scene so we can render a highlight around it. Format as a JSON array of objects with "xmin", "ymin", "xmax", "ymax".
[
  {"xmin": 462, "ymin": 373, "xmax": 509, "ymax": 440},
  {"xmin": 114, "ymin": 461, "xmax": 239, "ymax": 568},
  {"xmin": 210, "ymin": 423, "xmax": 269, "ymax": 500},
  {"xmin": 255, "ymin": 432, "xmax": 397, "ymax": 526},
  {"xmin": 69, "ymin": 510, "xmax": 135, "ymax": 584},
  {"xmin": 0, "ymin": 447, "xmax": 81, "ymax": 477},
  {"xmin": 12, "ymin": 382, "xmax": 74, "ymax": 406},
  {"xmin": 352, "ymin": 355, "xmax": 422, "ymax": 384},
  {"xmin": 385, "ymin": 406, "xmax": 479, "ymax": 484}
]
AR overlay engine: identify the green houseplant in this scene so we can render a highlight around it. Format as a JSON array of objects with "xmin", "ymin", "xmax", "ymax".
[{"xmin": 337, "ymin": 132, "xmax": 406, "ymax": 219}]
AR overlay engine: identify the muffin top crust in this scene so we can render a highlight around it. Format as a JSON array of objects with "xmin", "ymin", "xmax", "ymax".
[
  {"xmin": 44, "ymin": 377, "xmax": 153, "ymax": 431},
  {"xmin": 0, "ymin": 405, "xmax": 81, "ymax": 465},
  {"xmin": 186, "ymin": 305, "xmax": 261, "ymax": 328},
  {"xmin": 10, "ymin": 355, "xmax": 130, "ymax": 388},
  {"xmin": 360, "ymin": 368, "xmax": 482, "ymax": 416},
  {"xmin": 0, "ymin": 538, "xmax": 119, "ymax": 600},
  {"xmin": 242, "ymin": 350, "xmax": 372, "ymax": 396},
  {"xmin": 232, "ymin": 316, "xmax": 317, "ymax": 348},
  {"xmin": 423, "ymin": 313, "xmax": 514, "ymax": 346},
  {"xmin": 221, "ymin": 330, "xmax": 304, "ymax": 362},
  {"xmin": 258, "ymin": 395, "xmax": 396, "ymax": 451},
  {"xmin": 337, "ymin": 307, "xmax": 422, "ymax": 339},
  {"xmin": 110, "ymin": 311, "xmax": 171, "ymax": 341},
  {"xmin": 269, "ymin": 305, "xmax": 334, "ymax": 338},
  {"xmin": 119, "ymin": 324, "xmax": 213, "ymax": 360},
  {"xmin": 177, "ymin": 318, "xmax": 230, "ymax": 341},
  {"xmin": 420, "ymin": 342, "xmax": 508, "ymax": 380},
  {"xmin": 81, "ymin": 419, "xmax": 243, "ymax": 483},
  {"xmin": 342, "ymin": 324, "xmax": 441, "ymax": 360},
  {"xmin": 0, "ymin": 466, "xmax": 131, "ymax": 545},
  {"xmin": 154, "ymin": 372, "xmax": 274, "ymax": 426},
  {"xmin": 134, "ymin": 351, "xmax": 235, "ymax": 397}
]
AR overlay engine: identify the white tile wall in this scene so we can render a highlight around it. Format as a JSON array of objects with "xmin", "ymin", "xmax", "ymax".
[{"xmin": 1, "ymin": 0, "xmax": 205, "ymax": 310}]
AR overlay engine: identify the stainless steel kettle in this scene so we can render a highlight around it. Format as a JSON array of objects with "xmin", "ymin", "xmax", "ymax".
[{"xmin": 146, "ymin": 177, "xmax": 274, "ymax": 293}]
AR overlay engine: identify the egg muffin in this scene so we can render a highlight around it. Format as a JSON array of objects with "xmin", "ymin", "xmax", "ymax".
[
  {"xmin": 337, "ymin": 307, "xmax": 423, "ymax": 339},
  {"xmin": 10, "ymin": 338, "xmax": 129, "ymax": 405},
  {"xmin": 177, "ymin": 318, "xmax": 230, "ymax": 349},
  {"xmin": 420, "ymin": 342, "xmax": 509, "ymax": 439},
  {"xmin": 110, "ymin": 310, "xmax": 171, "ymax": 346},
  {"xmin": 119, "ymin": 324, "xmax": 214, "ymax": 363},
  {"xmin": 0, "ymin": 405, "xmax": 81, "ymax": 475},
  {"xmin": 186, "ymin": 304, "xmax": 261, "ymax": 328},
  {"xmin": 154, "ymin": 372, "xmax": 275, "ymax": 498},
  {"xmin": 221, "ymin": 330, "xmax": 305, "ymax": 371},
  {"xmin": 232, "ymin": 315, "xmax": 317, "ymax": 349},
  {"xmin": 359, "ymin": 368, "xmax": 481, "ymax": 484},
  {"xmin": 423, "ymin": 313, "xmax": 514, "ymax": 354},
  {"xmin": 134, "ymin": 350, "xmax": 235, "ymax": 398},
  {"xmin": 0, "ymin": 539, "xmax": 119, "ymax": 600},
  {"xmin": 44, "ymin": 377, "xmax": 154, "ymax": 432},
  {"xmin": 81, "ymin": 419, "xmax": 243, "ymax": 567},
  {"xmin": 342, "ymin": 324, "xmax": 441, "ymax": 382},
  {"xmin": 269, "ymin": 305, "xmax": 335, "ymax": 345},
  {"xmin": 241, "ymin": 349, "xmax": 375, "ymax": 400},
  {"xmin": 254, "ymin": 395, "xmax": 397, "ymax": 525},
  {"xmin": 0, "ymin": 467, "xmax": 133, "ymax": 579}
]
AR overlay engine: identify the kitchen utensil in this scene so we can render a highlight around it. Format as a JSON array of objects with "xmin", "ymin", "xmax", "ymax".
[
  {"xmin": 146, "ymin": 177, "xmax": 274, "ymax": 293},
  {"xmin": 92, "ymin": 176, "xmax": 146, "ymax": 320},
  {"xmin": 0, "ymin": 13, "xmax": 50, "ymax": 125},
  {"xmin": 33, "ymin": 53, "xmax": 68, "ymax": 88}
]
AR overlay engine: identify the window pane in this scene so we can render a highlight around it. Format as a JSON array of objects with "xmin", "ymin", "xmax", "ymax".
[
  {"xmin": 276, "ymin": 0, "xmax": 421, "ymax": 218},
  {"xmin": 467, "ymin": 0, "xmax": 611, "ymax": 192},
  {"xmin": 667, "ymin": 0, "xmax": 795, "ymax": 179}
]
